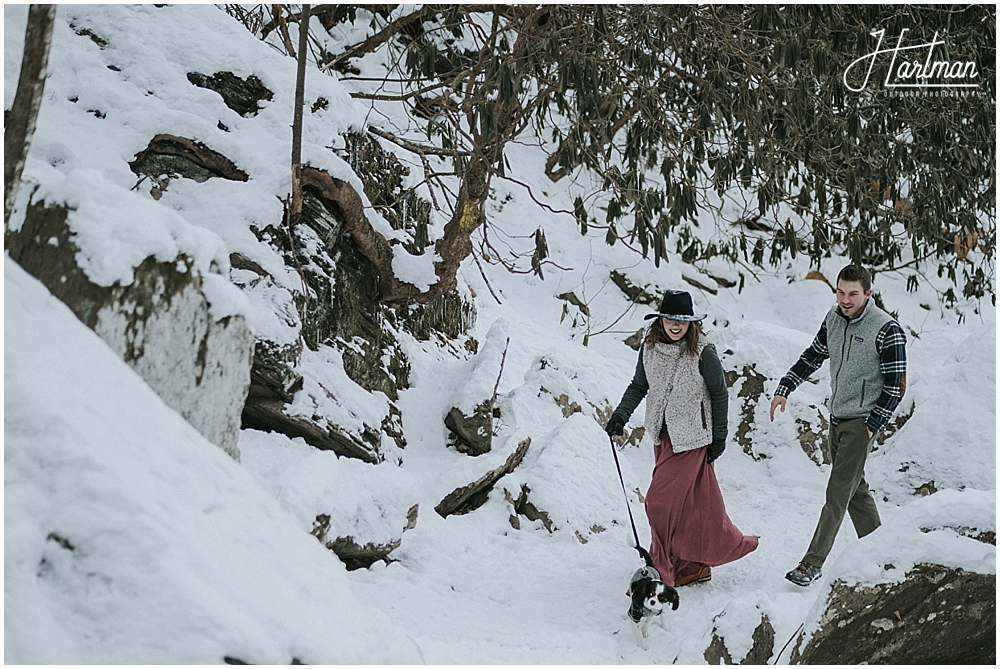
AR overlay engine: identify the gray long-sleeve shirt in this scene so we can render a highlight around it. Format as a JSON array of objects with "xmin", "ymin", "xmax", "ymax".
[{"xmin": 612, "ymin": 343, "xmax": 728, "ymax": 443}]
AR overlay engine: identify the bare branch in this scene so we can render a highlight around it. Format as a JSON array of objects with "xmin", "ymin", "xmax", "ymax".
[
  {"xmin": 495, "ymin": 174, "xmax": 575, "ymax": 217},
  {"xmin": 320, "ymin": 7, "xmax": 432, "ymax": 72},
  {"xmin": 367, "ymin": 126, "xmax": 471, "ymax": 157},
  {"xmin": 350, "ymin": 80, "xmax": 451, "ymax": 102}
]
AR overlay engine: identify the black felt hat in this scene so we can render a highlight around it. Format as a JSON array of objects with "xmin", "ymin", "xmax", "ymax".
[{"xmin": 643, "ymin": 289, "xmax": 707, "ymax": 322}]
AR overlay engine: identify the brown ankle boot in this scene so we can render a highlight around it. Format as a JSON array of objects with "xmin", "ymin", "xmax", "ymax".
[{"xmin": 675, "ymin": 566, "xmax": 712, "ymax": 586}]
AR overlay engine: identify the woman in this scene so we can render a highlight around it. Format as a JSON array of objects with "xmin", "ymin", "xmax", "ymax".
[{"xmin": 605, "ymin": 290, "xmax": 758, "ymax": 587}]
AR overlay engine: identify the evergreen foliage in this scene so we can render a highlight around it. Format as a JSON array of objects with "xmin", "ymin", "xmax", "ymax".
[{"xmin": 229, "ymin": 4, "xmax": 995, "ymax": 303}]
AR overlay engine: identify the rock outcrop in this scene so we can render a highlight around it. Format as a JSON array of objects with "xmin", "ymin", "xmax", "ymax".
[
  {"xmin": 435, "ymin": 438, "xmax": 531, "ymax": 518},
  {"xmin": 791, "ymin": 563, "xmax": 995, "ymax": 664},
  {"xmin": 311, "ymin": 504, "xmax": 419, "ymax": 570},
  {"xmin": 704, "ymin": 614, "xmax": 774, "ymax": 665},
  {"xmin": 7, "ymin": 199, "xmax": 253, "ymax": 459},
  {"xmin": 186, "ymin": 70, "xmax": 274, "ymax": 117},
  {"xmin": 235, "ymin": 170, "xmax": 413, "ymax": 463},
  {"xmin": 231, "ymin": 137, "xmax": 475, "ymax": 464},
  {"xmin": 129, "ymin": 134, "xmax": 249, "ymax": 200}
]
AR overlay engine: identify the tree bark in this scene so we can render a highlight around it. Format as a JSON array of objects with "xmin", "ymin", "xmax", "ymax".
[
  {"xmin": 4, "ymin": 4, "xmax": 56, "ymax": 230},
  {"xmin": 431, "ymin": 6, "xmax": 552, "ymax": 295},
  {"xmin": 289, "ymin": 4, "xmax": 310, "ymax": 226}
]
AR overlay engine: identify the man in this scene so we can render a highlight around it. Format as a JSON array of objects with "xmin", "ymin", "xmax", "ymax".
[{"xmin": 770, "ymin": 265, "xmax": 907, "ymax": 586}]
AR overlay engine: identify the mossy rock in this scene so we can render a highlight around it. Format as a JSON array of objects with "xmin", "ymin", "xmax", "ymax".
[
  {"xmin": 7, "ymin": 199, "xmax": 253, "ymax": 459},
  {"xmin": 343, "ymin": 131, "xmax": 431, "ymax": 255},
  {"xmin": 129, "ymin": 134, "xmax": 249, "ymax": 199},
  {"xmin": 257, "ymin": 190, "xmax": 411, "ymax": 401},
  {"xmin": 187, "ymin": 71, "xmax": 273, "ymax": 117},
  {"xmin": 395, "ymin": 288, "xmax": 476, "ymax": 342},
  {"xmin": 791, "ymin": 564, "xmax": 996, "ymax": 664}
]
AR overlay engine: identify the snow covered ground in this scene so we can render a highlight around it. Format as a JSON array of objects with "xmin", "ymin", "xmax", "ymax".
[{"xmin": 5, "ymin": 5, "xmax": 995, "ymax": 664}]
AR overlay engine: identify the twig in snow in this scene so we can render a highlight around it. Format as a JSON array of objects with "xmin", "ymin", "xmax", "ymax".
[{"xmin": 491, "ymin": 337, "xmax": 511, "ymax": 403}]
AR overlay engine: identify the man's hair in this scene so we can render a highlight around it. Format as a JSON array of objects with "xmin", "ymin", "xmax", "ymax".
[{"xmin": 837, "ymin": 265, "xmax": 872, "ymax": 292}]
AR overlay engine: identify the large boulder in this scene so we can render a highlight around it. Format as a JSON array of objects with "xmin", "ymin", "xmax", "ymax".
[
  {"xmin": 234, "ymin": 174, "xmax": 413, "ymax": 463},
  {"xmin": 791, "ymin": 489, "xmax": 995, "ymax": 664},
  {"xmin": 7, "ymin": 195, "xmax": 252, "ymax": 460},
  {"xmin": 791, "ymin": 564, "xmax": 994, "ymax": 664},
  {"xmin": 497, "ymin": 346, "xmax": 645, "ymax": 541},
  {"xmin": 712, "ymin": 322, "xmax": 833, "ymax": 465}
]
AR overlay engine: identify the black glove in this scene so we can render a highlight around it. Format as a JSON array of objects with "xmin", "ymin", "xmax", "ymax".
[
  {"xmin": 707, "ymin": 438, "xmax": 726, "ymax": 464},
  {"xmin": 605, "ymin": 414, "xmax": 626, "ymax": 437}
]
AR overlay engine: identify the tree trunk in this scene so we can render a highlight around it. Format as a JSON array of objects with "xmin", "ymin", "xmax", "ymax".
[
  {"xmin": 430, "ymin": 6, "xmax": 551, "ymax": 296},
  {"xmin": 288, "ymin": 4, "xmax": 310, "ymax": 226},
  {"xmin": 433, "ymin": 154, "xmax": 490, "ymax": 294},
  {"xmin": 4, "ymin": 4, "xmax": 57, "ymax": 230}
]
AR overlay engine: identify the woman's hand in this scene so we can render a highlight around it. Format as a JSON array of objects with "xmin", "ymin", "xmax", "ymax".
[
  {"xmin": 605, "ymin": 414, "xmax": 625, "ymax": 437},
  {"xmin": 707, "ymin": 439, "xmax": 726, "ymax": 463}
]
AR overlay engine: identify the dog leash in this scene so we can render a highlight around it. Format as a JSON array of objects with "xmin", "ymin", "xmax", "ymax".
[{"xmin": 607, "ymin": 433, "xmax": 647, "ymax": 561}]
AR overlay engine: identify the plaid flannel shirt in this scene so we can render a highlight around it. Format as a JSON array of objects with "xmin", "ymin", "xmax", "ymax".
[{"xmin": 775, "ymin": 318, "xmax": 907, "ymax": 433}]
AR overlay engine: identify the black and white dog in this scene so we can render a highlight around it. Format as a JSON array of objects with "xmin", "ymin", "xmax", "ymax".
[{"xmin": 625, "ymin": 547, "xmax": 679, "ymax": 649}]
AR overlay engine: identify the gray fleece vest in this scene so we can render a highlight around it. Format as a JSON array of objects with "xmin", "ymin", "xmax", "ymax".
[
  {"xmin": 825, "ymin": 301, "xmax": 893, "ymax": 420},
  {"xmin": 642, "ymin": 335, "xmax": 712, "ymax": 452}
]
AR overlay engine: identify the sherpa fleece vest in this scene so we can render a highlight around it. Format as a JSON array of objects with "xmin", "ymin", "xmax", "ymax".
[
  {"xmin": 642, "ymin": 335, "xmax": 712, "ymax": 452},
  {"xmin": 825, "ymin": 301, "xmax": 894, "ymax": 420}
]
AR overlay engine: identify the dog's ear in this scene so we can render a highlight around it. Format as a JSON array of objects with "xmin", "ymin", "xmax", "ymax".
[{"xmin": 666, "ymin": 587, "xmax": 680, "ymax": 610}]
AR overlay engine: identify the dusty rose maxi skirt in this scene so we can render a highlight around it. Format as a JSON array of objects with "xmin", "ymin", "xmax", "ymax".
[{"xmin": 645, "ymin": 435, "xmax": 758, "ymax": 586}]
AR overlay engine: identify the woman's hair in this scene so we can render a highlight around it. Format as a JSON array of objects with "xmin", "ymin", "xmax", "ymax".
[{"xmin": 645, "ymin": 318, "xmax": 702, "ymax": 356}]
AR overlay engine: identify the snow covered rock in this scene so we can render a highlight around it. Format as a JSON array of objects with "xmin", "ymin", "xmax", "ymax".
[
  {"xmin": 791, "ymin": 564, "xmax": 994, "ymax": 664},
  {"xmin": 234, "ymin": 174, "xmax": 412, "ymax": 463},
  {"xmin": 791, "ymin": 489, "xmax": 996, "ymax": 664},
  {"xmin": 867, "ymin": 321, "xmax": 995, "ymax": 503},
  {"xmin": 129, "ymin": 133, "xmax": 250, "ymax": 200},
  {"xmin": 4, "ymin": 258, "xmax": 419, "ymax": 664},
  {"xmin": 239, "ymin": 429, "xmax": 420, "ymax": 570},
  {"xmin": 440, "ymin": 321, "xmax": 511, "ymax": 456},
  {"xmin": 436, "ymin": 438, "xmax": 531, "ymax": 518},
  {"xmin": 704, "ymin": 614, "xmax": 774, "ymax": 665},
  {"xmin": 185, "ymin": 70, "xmax": 273, "ymax": 117},
  {"xmin": 7, "ymin": 194, "xmax": 252, "ymax": 460}
]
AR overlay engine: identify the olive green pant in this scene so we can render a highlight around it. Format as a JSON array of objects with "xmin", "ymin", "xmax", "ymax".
[{"xmin": 803, "ymin": 417, "xmax": 881, "ymax": 567}]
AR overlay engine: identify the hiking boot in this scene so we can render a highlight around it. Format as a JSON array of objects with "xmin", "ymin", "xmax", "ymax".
[
  {"xmin": 675, "ymin": 566, "xmax": 711, "ymax": 586},
  {"xmin": 785, "ymin": 561, "xmax": 822, "ymax": 587}
]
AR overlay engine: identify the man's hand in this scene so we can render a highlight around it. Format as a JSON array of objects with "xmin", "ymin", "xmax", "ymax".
[
  {"xmin": 867, "ymin": 428, "xmax": 874, "ymax": 440},
  {"xmin": 769, "ymin": 396, "xmax": 786, "ymax": 421}
]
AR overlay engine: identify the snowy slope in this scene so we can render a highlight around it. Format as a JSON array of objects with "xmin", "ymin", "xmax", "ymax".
[
  {"xmin": 4, "ymin": 4, "xmax": 995, "ymax": 665},
  {"xmin": 4, "ymin": 259, "xmax": 422, "ymax": 664}
]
